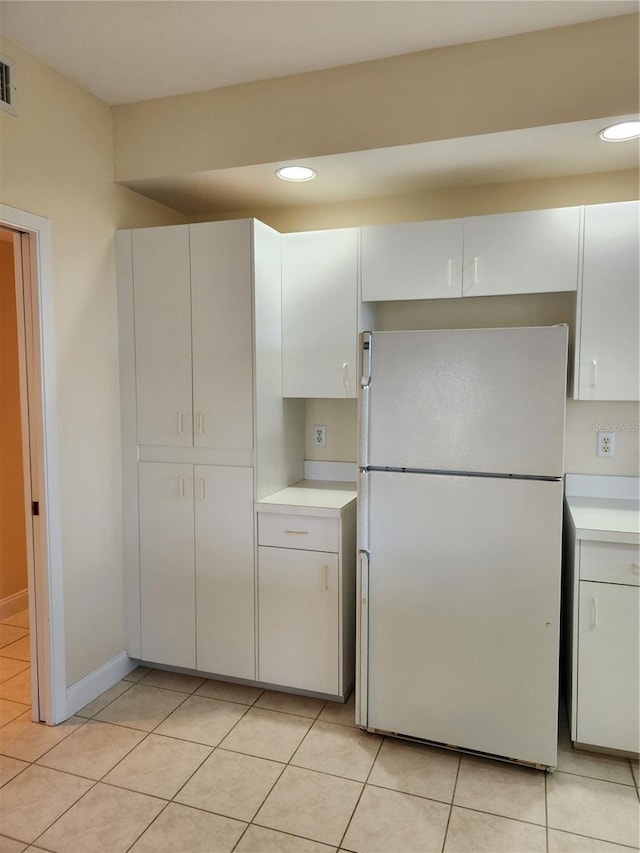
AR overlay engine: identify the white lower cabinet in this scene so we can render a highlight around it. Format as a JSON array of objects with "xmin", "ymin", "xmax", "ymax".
[
  {"xmin": 256, "ymin": 492, "xmax": 357, "ymax": 700},
  {"xmin": 138, "ymin": 461, "xmax": 255, "ymax": 677},
  {"xmin": 566, "ymin": 527, "xmax": 640, "ymax": 755},
  {"xmin": 195, "ymin": 465, "xmax": 255, "ymax": 679},
  {"xmin": 258, "ymin": 547, "xmax": 339, "ymax": 695},
  {"xmin": 139, "ymin": 462, "xmax": 196, "ymax": 669},
  {"xmin": 577, "ymin": 580, "xmax": 639, "ymax": 753}
]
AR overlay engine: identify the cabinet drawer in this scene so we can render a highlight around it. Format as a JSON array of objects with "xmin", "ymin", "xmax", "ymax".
[
  {"xmin": 580, "ymin": 541, "xmax": 640, "ymax": 586},
  {"xmin": 258, "ymin": 512, "xmax": 339, "ymax": 552}
]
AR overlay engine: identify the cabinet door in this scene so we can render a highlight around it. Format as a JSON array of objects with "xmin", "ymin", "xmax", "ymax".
[
  {"xmin": 190, "ymin": 221, "xmax": 254, "ymax": 449},
  {"xmin": 577, "ymin": 581, "xmax": 639, "ymax": 752},
  {"xmin": 361, "ymin": 219, "xmax": 463, "ymax": 301},
  {"xmin": 282, "ymin": 229, "xmax": 358, "ymax": 398},
  {"xmin": 258, "ymin": 546, "xmax": 339, "ymax": 695},
  {"xmin": 139, "ymin": 462, "xmax": 195, "ymax": 668},
  {"xmin": 132, "ymin": 226, "xmax": 193, "ymax": 446},
  {"xmin": 195, "ymin": 465, "xmax": 255, "ymax": 679},
  {"xmin": 462, "ymin": 208, "xmax": 580, "ymax": 296},
  {"xmin": 577, "ymin": 201, "xmax": 639, "ymax": 401}
]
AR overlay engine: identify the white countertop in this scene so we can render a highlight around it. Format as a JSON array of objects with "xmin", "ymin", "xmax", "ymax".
[
  {"xmin": 566, "ymin": 496, "xmax": 640, "ymax": 545},
  {"xmin": 256, "ymin": 480, "xmax": 357, "ymax": 517}
]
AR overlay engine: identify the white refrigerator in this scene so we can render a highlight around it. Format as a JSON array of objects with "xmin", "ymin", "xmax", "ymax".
[{"xmin": 357, "ymin": 326, "xmax": 568, "ymax": 769}]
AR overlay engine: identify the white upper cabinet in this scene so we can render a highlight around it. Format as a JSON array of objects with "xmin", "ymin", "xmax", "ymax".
[
  {"xmin": 576, "ymin": 200, "xmax": 639, "ymax": 401},
  {"xmin": 190, "ymin": 221, "xmax": 254, "ymax": 449},
  {"xmin": 282, "ymin": 228, "xmax": 359, "ymax": 398},
  {"xmin": 132, "ymin": 226, "xmax": 193, "ymax": 446},
  {"xmin": 361, "ymin": 219, "xmax": 464, "ymax": 301},
  {"xmin": 462, "ymin": 207, "xmax": 581, "ymax": 296},
  {"xmin": 360, "ymin": 207, "xmax": 581, "ymax": 302},
  {"xmin": 132, "ymin": 222, "xmax": 255, "ymax": 447}
]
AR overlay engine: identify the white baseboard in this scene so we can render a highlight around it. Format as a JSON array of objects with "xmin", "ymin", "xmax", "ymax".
[
  {"xmin": 0, "ymin": 589, "xmax": 28, "ymax": 621},
  {"xmin": 66, "ymin": 651, "xmax": 139, "ymax": 719}
]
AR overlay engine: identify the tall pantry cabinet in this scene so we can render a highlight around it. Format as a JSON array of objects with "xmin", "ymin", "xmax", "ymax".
[{"xmin": 116, "ymin": 219, "xmax": 304, "ymax": 678}]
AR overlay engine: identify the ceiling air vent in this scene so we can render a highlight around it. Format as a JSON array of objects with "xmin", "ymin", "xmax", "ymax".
[{"xmin": 0, "ymin": 55, "xmax": 17, "ymax": 116}]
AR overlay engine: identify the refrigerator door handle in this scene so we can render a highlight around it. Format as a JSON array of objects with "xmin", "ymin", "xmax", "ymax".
[
  {"xmin": 359, "ymin": 333, "xmax": 372, "ymax": 469},
  {"xmin": 355, "ymin": 465, "xmax": 370, "ymax": 729},
  {"xmin": 360, "ymin": 331, "xmax": 372, "ymax": 389},
  {"xmin": 358, "ymin": 469, "xmax": 369, "ymax": 553},
  {"xmin": 356, "ymin": 549, "xmax": 370, "ymax": 728}
]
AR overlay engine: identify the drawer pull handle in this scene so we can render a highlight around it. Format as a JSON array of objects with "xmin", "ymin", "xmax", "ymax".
[
  {"xmin": 473, "ymin": 256, "xmax": 479, "ymax": 284},
  {"xmin": 322, "ymin": 564, "xmax": 329, "ymax": 591},
  {"xmin": 591, "ymin": 360, "xmax": 597, "ymax": 387},
  {"xmin": 177, "ymin": 411, "xmax": 185, "ymax": 436},
  {"xmin": 447, "ymin": 259, "xmax": 453, "ymax": 286},
  {"xmin": 197, "ymin": 412, "xmax": 205, "ymax": 435},
  {"xmin": 591, "ymin": 596, "xmax": 598, "ymax": 628},
  {"xmin": 199, "ymin": 478, "xmax": 206, "ymax": 501},
  {"xmin": 178, "ymin": 476, "xmax": 186, "ymax": 500},
  {"xmin": 284, "ymin": 529, "xmax": 309, "ymax": 535}
]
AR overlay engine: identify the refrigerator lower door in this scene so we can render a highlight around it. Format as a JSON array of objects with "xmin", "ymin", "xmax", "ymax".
[{"xmin": 364, "ymin": 470, "xmax": 563, "ymax": 767}]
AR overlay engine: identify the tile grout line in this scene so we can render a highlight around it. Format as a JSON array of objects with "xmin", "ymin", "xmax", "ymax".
[
  {"xmin": 122, "ymin": 797, "xmax": 173, "ymax": 853},
  {"xmin": 241, "ymin": 690, "xmax": 325, "ymax": 841},
  {"xmin": 167, "ymin": 684, "xmax": 270, "ymax": 811},
  {"xmin": 544, "ymin": 768, "xmax": 549, "ymax": 853},
  {"xmin": 334, "ymin": 730, "xmax": 385, "ymax": 851},
  {"xmin": 440, "ymin": 751, "xmax": 462, "ymax": 853},
  {"xmin": 29, "ymin": 774, "xmax": 101, "ymax": 849}
]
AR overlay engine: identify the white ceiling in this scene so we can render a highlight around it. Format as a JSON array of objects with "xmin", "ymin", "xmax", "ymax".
[
  {"xmin": 0, "ymin": 0, "xmax": 637, "ymax": 105},
  {"xmin": 1, "ymin": 1, "xmax": 637, "ymax": 214}
]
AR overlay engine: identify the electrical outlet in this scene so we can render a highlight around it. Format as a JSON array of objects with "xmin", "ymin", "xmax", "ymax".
[
  {"xmin": 312, "ymin": 424, "xmax": 327, "ymax": 447},
  {"xmin": 597, "ymin": 431, "xmax": 616, "ymax": 457}
]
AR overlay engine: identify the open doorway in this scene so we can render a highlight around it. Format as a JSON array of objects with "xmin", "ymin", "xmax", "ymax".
[
  {"xmin": 0, "ymin": 206, "xmax": 65, "ymax": 725},
  {"xmin": 0, "ymin": 228, "xmax": 34, "ymax": 721}
]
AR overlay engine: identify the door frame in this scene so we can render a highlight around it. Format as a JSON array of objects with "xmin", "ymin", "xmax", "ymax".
[{"xmin": 1, "ymin": 204, "xmax": 66, "ymax": 724}]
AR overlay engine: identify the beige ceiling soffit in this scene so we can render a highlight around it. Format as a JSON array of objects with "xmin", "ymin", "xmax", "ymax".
[{"xmin": 112, "ymin": 15, "xmax": 639, "ymax": 184}]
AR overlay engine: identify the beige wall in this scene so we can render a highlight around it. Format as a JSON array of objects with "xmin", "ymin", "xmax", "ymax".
[
  {"xmin": 203, "ymin": 170, "xmax": 639, "ymax": 233},
  {"xmin": 565, "ymin": 401, "xmax": 639, "ymax": 477},
  {"xmin": 0, "ymin": 236, "xmax": 28, "ymax": 601},
  {"xmin": 0, "ymin": 37, "xmax": 185, "ymax": 686},
  {"xmin": 113, "ymin": 15, "xmax": 639, "ymax": 183}
]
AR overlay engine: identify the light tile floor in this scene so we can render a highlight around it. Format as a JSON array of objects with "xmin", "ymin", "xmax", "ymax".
[{"xmin": 0, "ymin": 640, "xmax": 637, "ymax": 852}]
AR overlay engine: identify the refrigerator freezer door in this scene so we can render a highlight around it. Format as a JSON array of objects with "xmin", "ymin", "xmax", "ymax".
[
  {"xmin": 364, "ymin": 470, "xmax": 563, "ymax": 767},
  {"xmin": 363, "ymin": 327, "xmax": 567, "ymax": 478}
]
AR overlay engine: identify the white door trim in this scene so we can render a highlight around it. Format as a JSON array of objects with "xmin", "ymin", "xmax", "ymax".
[{"xmin": 1, "ymin": 204, "xmax": 66, "ymax": 725}]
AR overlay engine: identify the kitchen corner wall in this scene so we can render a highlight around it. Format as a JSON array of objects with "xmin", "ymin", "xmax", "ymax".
[{"xmin": 0, "ymin": 36, "xmax": 186, "ymax": 687}]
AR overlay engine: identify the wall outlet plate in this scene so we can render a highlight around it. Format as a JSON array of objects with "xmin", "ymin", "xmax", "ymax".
[
  {"xmin": 597, "ymin": 431, "xmax": 616, "ymax": 457},
  {"xmin": 312, "ymin": 424, "xmax": 327, "ymax": 447}
]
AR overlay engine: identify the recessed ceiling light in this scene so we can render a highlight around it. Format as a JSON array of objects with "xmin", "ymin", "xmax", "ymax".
[
  {"xmin": 275, "ymin": 165, "xmax": 317, "ymax": 182},
  {"xmin": 598, "ymin": 120, "xmax": 640, "ymax": 142}
]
